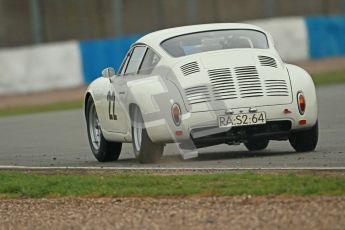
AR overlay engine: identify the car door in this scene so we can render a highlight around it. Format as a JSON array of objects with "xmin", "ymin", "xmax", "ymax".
[{"xmin": 106, "ymin": 45, "xmax": 148, "ymax": 134}]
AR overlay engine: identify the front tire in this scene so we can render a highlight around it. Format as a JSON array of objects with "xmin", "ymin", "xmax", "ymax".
[
  {"xmin": 86, "ymin": 96, "xmax": 122, "ymax": 162},
  {"xmin": 244, "ymin": 138, "xmax": 269, "ymax": 151},
  {"xmin": 289, "ymin": 121, "xmax": 318, "ymax": 152},
  {"xmin": 131, "ymin": 106, "xmax": 164, "ymax": 163}
]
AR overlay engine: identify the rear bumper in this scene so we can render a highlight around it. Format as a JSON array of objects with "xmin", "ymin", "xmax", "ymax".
[
  {"xmin": 145, "ymin": 103, "xmax": 317, "ymax": 144},
  {"xmin": 189, "ymin": 120, "xmax": 291, "ymax": 148}
]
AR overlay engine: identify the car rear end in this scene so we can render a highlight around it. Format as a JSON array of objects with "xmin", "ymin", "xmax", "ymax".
[
  {"xmin": 144, "ymin": 25, "xmax": 317, "ymax": 149},
  {"xmin": 167, "ymin": 49, "xmax": 316, "ymax": 148}
]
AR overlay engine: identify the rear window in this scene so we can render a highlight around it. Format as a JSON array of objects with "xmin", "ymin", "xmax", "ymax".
[{"xmin": 161, "ymin": 29, "xmax": 269, "ymax": 57}]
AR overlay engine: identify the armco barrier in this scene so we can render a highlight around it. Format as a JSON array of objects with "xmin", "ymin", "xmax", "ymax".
[
  {"xmin": 0, "ymin": 42, "xmax": 83, "ymax": 95},
  {"xmin": 0, "ymin": 15, "xmax": 344, "ymax": 95},
  {"xmin": 306, "ymin": 15, "xmax": 345, "ymax": 59},
  {"xmin": 79, "ymin": 34, "xmax": 143, "ymax": 84}
]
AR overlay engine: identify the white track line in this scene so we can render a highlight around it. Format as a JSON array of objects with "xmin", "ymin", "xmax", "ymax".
[{"xmin": 0, "ymin": 165, "xmax": 345, "ymax": 170}]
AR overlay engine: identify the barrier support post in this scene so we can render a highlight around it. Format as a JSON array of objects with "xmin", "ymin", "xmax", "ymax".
[{"xmin": 30, "ymin": 0, "xmax": 43, "ymax": 44}]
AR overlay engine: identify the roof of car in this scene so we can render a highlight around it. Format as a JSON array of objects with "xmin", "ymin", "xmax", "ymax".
[{"xmin": 137, "ymin": 23, "xmax": 265, "ymax": 48}]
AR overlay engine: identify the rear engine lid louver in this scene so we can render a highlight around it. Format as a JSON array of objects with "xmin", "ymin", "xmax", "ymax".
[
  {"xmin": 180, "ymin": 61, "xmax": 200, "ymax": 76},
  {"xmin": 235, "ymin": 66, "xmax": 264, "ymax": 98},
  {"xmin": 264, "ymin": 79, "xmax": 289, "ymax": 96},
  {"xmin": 258, "ymin": 56, "xmax": 277, "ymax": 68},
  {"xmin": 183, "ymin": 51, "xmax": 293, "ymax": 111},
  {"xmin": 208, "ymin": 68, "xmax": 237, "ymax": 100},
  {"xmin": 184, "ymin": 85, "xmax": 211, "ymax": 105}
]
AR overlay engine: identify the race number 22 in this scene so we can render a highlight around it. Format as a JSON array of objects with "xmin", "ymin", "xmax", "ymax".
[{"xmin": 107, "ymin": 91, "xmax": 117, "ymax": 120}]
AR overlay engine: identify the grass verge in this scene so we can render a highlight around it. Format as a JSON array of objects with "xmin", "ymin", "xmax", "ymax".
[
  {"xmin": 312, "ymin": 70, "xmax": 345, "ymax": 85},
  {"xmin": 0, "ymin": 100, "xmax": 83, "ymax": 117},
  {"xmin": 0, "ymin": 171, "xmax": 345, "ymax": 198}
]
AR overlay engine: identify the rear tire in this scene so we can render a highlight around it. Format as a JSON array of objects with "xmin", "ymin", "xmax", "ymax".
[
  {"xmin": 289, "ymin": 121, "xmax": 318, "ymax": 152},
  {"xmin": 86, "ymin": 96, "xmax": 122, "ymax": 162},
  {"xmin": 244, "ymin": 138, "xmax": 269, "ymax": 151},
  {"xmin": 131, "ymin": 106, "xmax": 164, "ymax": 163}
]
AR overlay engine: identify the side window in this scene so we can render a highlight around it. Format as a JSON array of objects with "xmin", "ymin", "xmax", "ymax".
[
  {"xmin": 138, "ymin": 48, "xmax": 160, "ymax": 75},
  {"xmin": 118, "ymin": 49, "xmax": 132, "ymax": 75},
  {"xmin": 124, "ymin": 46, "xmax": 147, "ymax": 75}
]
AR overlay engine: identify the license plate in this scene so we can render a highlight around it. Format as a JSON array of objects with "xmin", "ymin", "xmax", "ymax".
[{"xmin": 218, "ymin": 112, "xmax": 266, "ymax": 127}]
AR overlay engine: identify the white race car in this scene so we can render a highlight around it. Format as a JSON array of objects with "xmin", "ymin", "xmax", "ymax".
[{"xmin": 84, "ymin": 23, "xmax": 318, "ymax": 163}]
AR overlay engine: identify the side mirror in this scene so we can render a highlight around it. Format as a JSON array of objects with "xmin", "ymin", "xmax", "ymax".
[{"xmin": 102, "ymin": 67, "xmax": 115, "ymax": 79}]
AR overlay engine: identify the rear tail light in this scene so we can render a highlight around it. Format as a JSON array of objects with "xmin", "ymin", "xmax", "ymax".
[
  {"xmin": 171, "ymin": 103, "xmax": 182, "ymax": 126},
  {"xmin": 175, "ymin": 130, "xmax": 183, "ymax": 136},
  {"xmin": 297, "ymin": 92, "xmax": 306, "ymax": 115},
  {"xmin": 299, "ymin": 119, "xmax": 307, "ymax": 125}
]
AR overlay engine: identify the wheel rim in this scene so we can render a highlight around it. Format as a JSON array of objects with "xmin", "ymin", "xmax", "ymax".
[
  {"xmin": 89, "ymin": 103, "xmax": 101, "ymax": 151},
  {"xmin": 133, "ymin": 108, "xmax": 143, "ymax": 152}
]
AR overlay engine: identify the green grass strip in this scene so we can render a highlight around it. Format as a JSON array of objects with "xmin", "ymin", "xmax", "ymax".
[
  {"xmin": 0, "ymin": 100, "xmax": 83, "ymax": 117},
  {"xmin": 312, "ymin": 70, "xmax": 345, "ymax": 86},
  {"xmin": 0, "ymin": 171, "xmax": 345, "ymax": 198}
]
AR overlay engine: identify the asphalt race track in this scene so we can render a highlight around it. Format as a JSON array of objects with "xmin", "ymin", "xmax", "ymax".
[{"xmin": 1, "ymin": 84, "xmax": 345, "ymax": 169}]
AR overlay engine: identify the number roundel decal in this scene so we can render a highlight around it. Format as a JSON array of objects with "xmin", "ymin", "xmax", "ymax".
[{"xmin": 107, "ymin": 91, "xmax": 117, "ymax": 120}]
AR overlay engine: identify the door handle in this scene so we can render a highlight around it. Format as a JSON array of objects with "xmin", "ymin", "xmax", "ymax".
[{"xmin": 119, "ymin": 91, "xmax": 125, "ymax": 95}]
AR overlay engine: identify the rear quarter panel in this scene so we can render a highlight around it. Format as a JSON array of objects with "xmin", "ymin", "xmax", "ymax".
[
  {"xmin": 286, "ymin": 64, "xmax": 318, "ymax": 128},
  {"xmin": 126, "ymin": 71, "xmax": 188, "ymax": 143}
]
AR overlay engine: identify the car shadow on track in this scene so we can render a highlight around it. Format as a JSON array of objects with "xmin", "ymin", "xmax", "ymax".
[
  {"xmin": 82, "ymin": 142, "xmax": 306, "ymax": 166},
  {"xmin": 113, "ymin": 149, "xmax": 301, "ymax": 165},
  {"xmin": 193, "ymin": 150, "xmax": 299, "ymax": 162}
]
